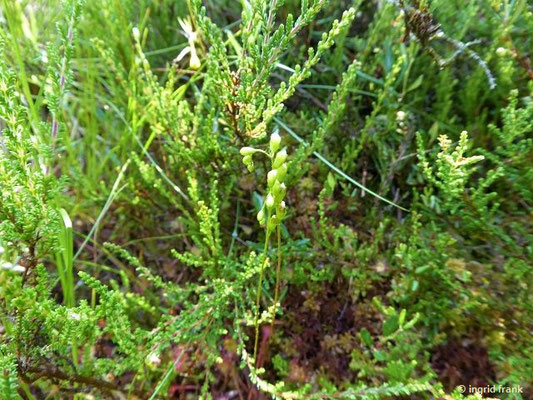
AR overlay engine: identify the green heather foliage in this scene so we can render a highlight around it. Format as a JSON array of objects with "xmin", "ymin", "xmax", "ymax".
[{"xmin": 0, "ymin": 0, "xmax": 532, "ymax": 399}]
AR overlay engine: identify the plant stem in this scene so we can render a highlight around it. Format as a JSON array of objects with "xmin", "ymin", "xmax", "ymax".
[
  {"xmin": 19, "ymin": 380, "xmax": 37, "ymax": 400},
  {"xmin": 253, "ymin": 232, "xmax": 270, "ymax": 364},
  {"xmin": 270, "ymin": 224, "xmax": 282, "ymax": 335},
  {"xmin": 51, "ymin": 23, "xmax": 74, "ymax": 139}
]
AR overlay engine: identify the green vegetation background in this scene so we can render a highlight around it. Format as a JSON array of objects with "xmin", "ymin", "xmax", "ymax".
[{"xmin": 0, "ymin": 0, "xmax": 532, "ymax": 399}]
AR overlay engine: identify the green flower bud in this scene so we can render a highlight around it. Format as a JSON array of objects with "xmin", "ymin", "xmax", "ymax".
[
  {"xmin": 272, "ymin": 148, "xmax": 287, "ymax": 169},
  {"xmin": 143, "ymin": 59, "xmax": 151, "ymax": 71},
  {"xmin": 269, "ymin": 132, "xmax": 281, "ymax": 153},
  {"xmin": 267, "ymin": 215, "xmax": 279, "ymax": 233},
  {"xmin": 240, "ymin": 147, "xmax": 257, "ymax": 156},
  {"xmin": 277, "ymin": 201, "xmax": 287, "ymax": 219},
  {"xmin": 243, "ymin": 155, "xmax": 254, "ymax": 172},
  {"xmin": 273, "ymin": 182, "xmax": 286, "ymax": 201},
  {"xmin": 257, "ymin": 209, "xmax": 265, "ymax": 226},
  {"xmin": 265, "ymin": 193, "xmax": 275, "ymax": 209},
  {"xmin": 277, "ymin": 163, "xmax": 288, "ymax": 181},
  {"xmin": 272, "ymin": 180, "xmax": 282, "ymax": 197},
  {"xmin": 267, "ymin": 169, "xmax": 278, "ymax": 188},
  {"xmin": 189, "ymin": 48, "xmax": 201, "ymax": 70}
]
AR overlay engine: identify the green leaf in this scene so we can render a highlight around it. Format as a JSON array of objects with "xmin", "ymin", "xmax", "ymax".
[
  {"xmin": 415, "ymin": 265, "xmax": 430, "ymax": 274},
  {"xmin": 327, "ymin": 172, "xmax": 336, "ymax": 192},
  {"xmin": 407, "ymin": 74, "xmax": 424, "ymax": 92},
  {"xmin": 403, "ymin": 313, "xmax": 420, "ymax": 330},
  {"xmin": 253, "ymin": 192, "xmax": 264, "ymax": 211},
  {"xmin": 360, "ymin": 328, "xmax": 373, "ymax": 347},
  {"xmin": 399, "ymin": 309, "xmax": 406, "ymax": 326},
  {"xmin": 383, "ymin": 315, "xmax": 399, "ymax": 336}
]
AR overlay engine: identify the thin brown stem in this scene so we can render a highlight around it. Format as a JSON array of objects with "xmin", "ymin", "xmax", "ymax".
[{"xmin": 20, "ymin": 365, "xmax": 148, "ymax": 399}]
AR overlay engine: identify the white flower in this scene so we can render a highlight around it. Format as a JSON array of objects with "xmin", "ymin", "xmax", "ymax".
[
  {"xmin": 132, "ymin": 27, "xmax": 140, "ymax": 41},
  {"xmin": 269, "ymin": 131, "xmax": 281, "ymax": 153},
  {"xmin": 396, "ymin": 111, "xmax": 406, "ymax": 121},
  {"xmin": 496, "ymin": 47, "xmax": 506, "ymax": 56},
  {"xmin": 175, "ymin": 18, "xmax": 201, "ymax": 70},
  {"xmin": 1, "ymin": 261, "xmax": 25, "ymax": 273},
  {"xmin": 68, "ymin": 311, "xmax": 81, "ymax": 321},
  {"xmin": 266, "ymin": 193, "xmax": 275, "ymax": 209},
  {"xmin": 146, "ymin": 352, "xmax": 161, "ymax": 368}
]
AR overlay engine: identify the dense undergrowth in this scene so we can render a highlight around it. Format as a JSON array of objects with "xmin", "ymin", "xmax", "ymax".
[{"xmin": 0, "ymin": 0, "xmax": 532, "ymax": 399}]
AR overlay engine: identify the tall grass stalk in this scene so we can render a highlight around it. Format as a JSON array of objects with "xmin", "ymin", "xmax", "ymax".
[
  {"xmin": 55, "ymin": 209, "xmax": 75, "ymax": 308},
  {"xmin": 54, "ymin": 208, "xmax": 78, "ymax": 366}
]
